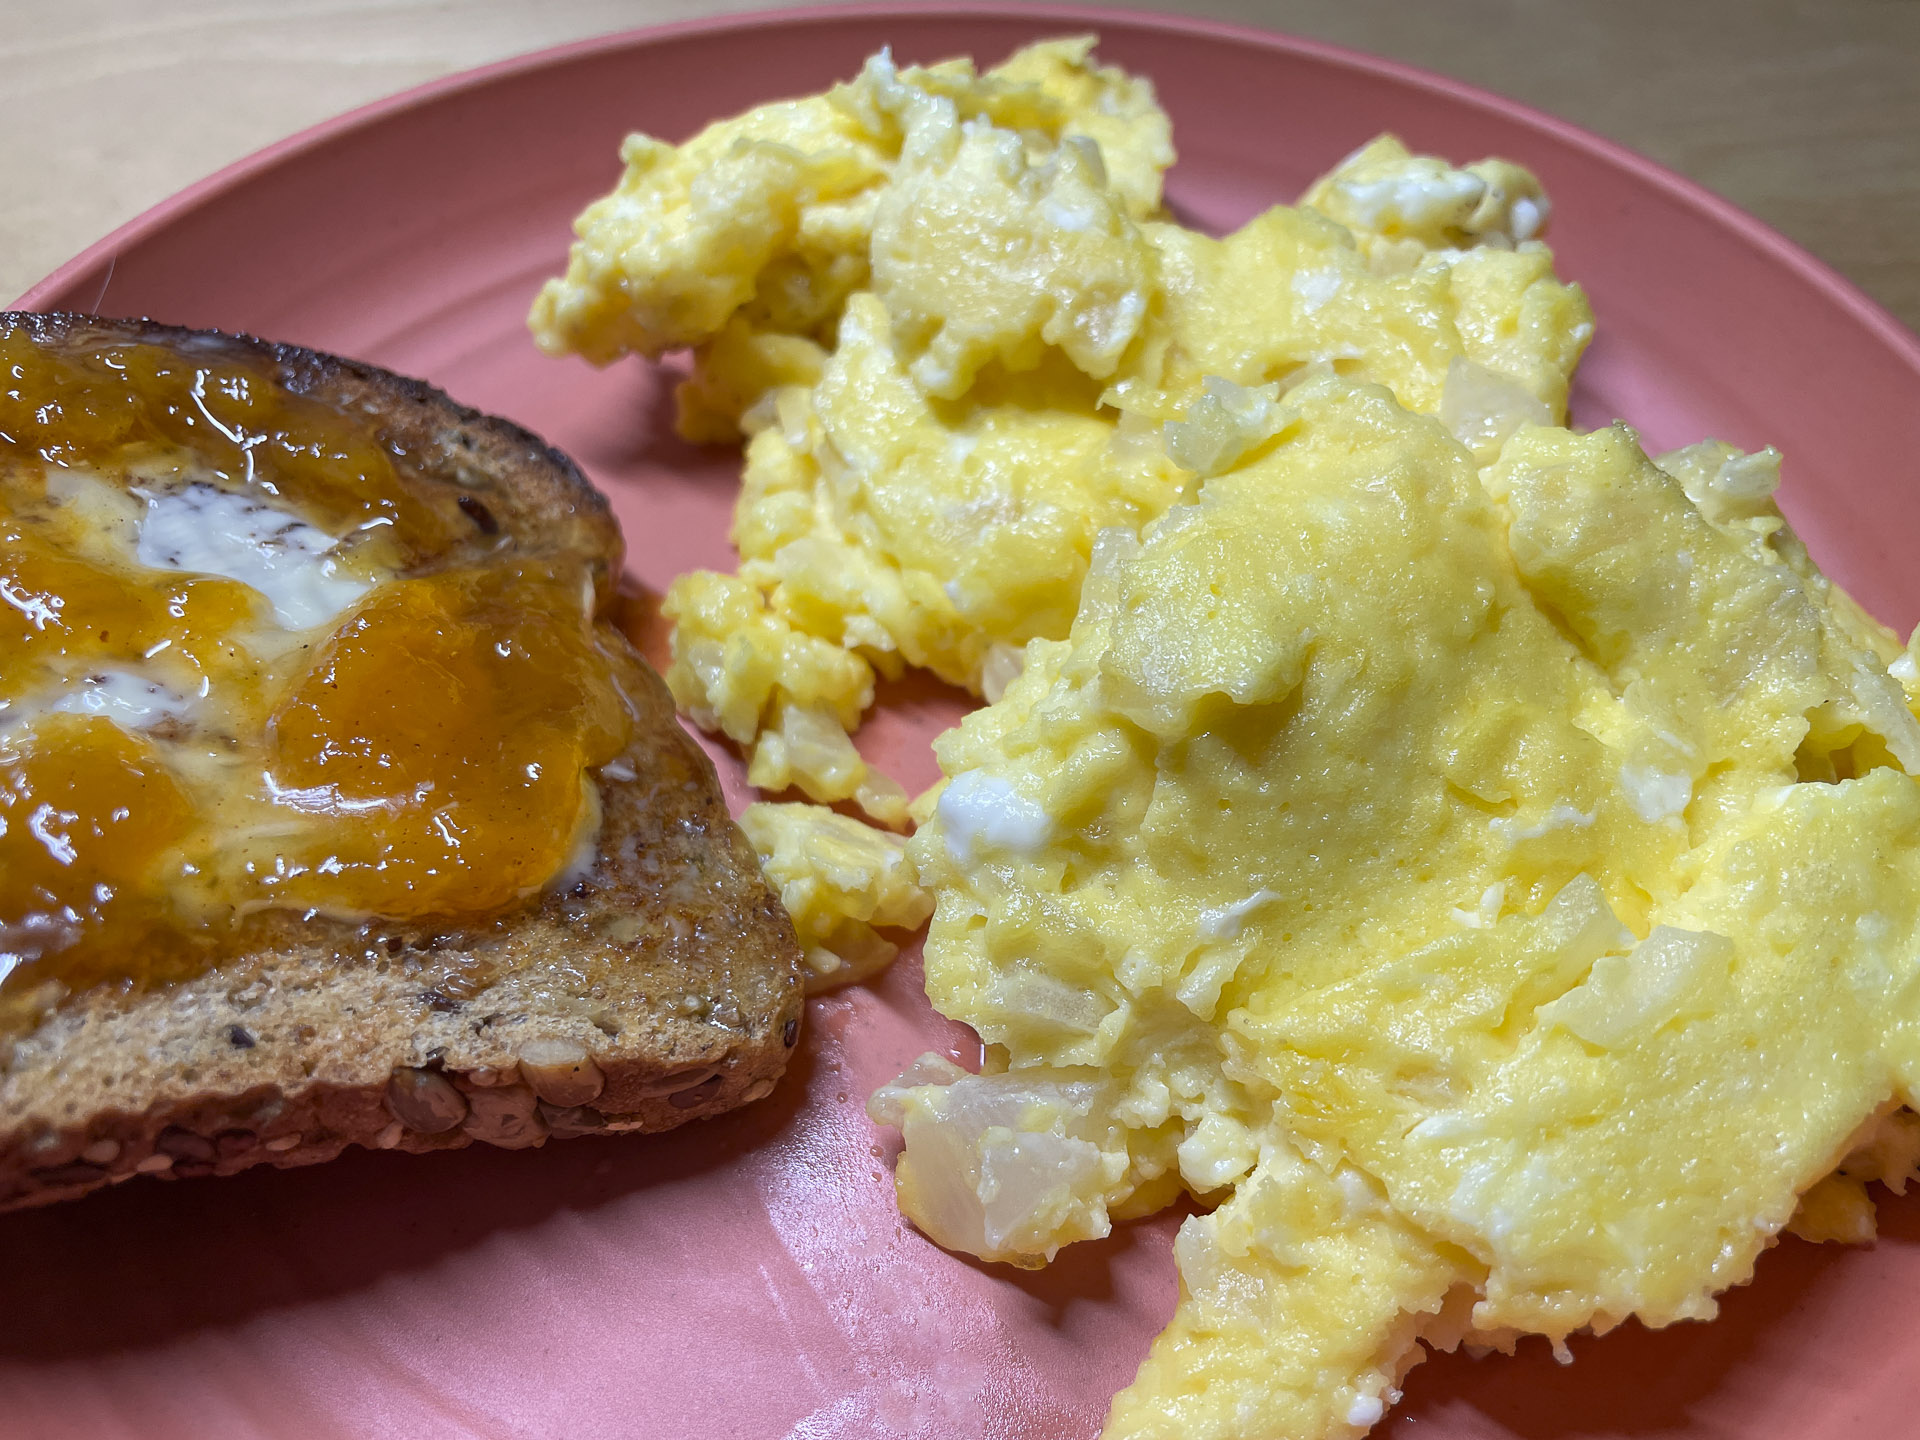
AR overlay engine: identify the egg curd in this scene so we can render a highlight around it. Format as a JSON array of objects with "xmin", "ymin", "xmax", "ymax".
[
  {"xmin": 533, "ymin": 35, "xmax": 1920, "ymax": 1440},
  {"xmin": 740, "ymin": 801, "xmax": 932, "ymax": 992},
  {"xmin": 879, "ymin": 372, "xmax": 1920, "ymax": 1435},
  {"xmin": 532, "ymin": 38, "xmax": 1589, "ymax": 830}
]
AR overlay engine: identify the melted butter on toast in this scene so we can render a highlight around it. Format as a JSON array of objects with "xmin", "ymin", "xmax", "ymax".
[{"xmin": 0, "ymin": 324, "xmax": 636, "ymax": 1012}]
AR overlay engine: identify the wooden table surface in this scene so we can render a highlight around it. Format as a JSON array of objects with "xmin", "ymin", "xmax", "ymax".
[{"xmin": 4, "ymin": 0, "xmax": 1917, "ymax": 335}]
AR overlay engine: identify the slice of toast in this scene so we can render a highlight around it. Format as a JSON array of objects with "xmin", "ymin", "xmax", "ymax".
[{"xmin": 0, "ymin": 312, "xmax": 804, "ymax": 1211}]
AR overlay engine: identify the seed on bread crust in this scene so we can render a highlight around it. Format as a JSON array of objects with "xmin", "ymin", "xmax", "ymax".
[
  {"xmin": 457, "ymin": 494, "xmax": 501, "ymax": 535},
  {"xmin": 669, "ymin": 1075, "xmax": 725, "ymax": 1109},
  {"xmin": 30, "ymin": 1161, "xmax": 105, "ymax": 1187},
  {"xmin": 387, "ymin": 1067, "xmax": 469, "ymax": 1133},
  {"xmin": 156, "ymin": 1126, "xmax": 216, "ymax": 1163},
  {"xmin": 538, "ymin": 1101, "xmax": 607, "ymax": 1135},
  {"xmin": 635, "ymin": 1066, "xmax": 720, "ymax": 1098},
  {"xmin": 462, "ymin": 1084, "xmax": 547, "ymax": 1148},
  {"xmin": 461, "ymin": 1064, "xmax": 521, "ymax": 1089},
  {"xmin": 517, "ymin": 1039, "xmax": 605, "ymax": 1106}
]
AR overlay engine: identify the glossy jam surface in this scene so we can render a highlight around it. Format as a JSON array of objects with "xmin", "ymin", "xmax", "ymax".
[
  {"xmin": 0, "ymin": 327, "xmax": 634, "ymax": 1011},
  {"xmin": 3, "ymin": 328, "xmax": 458, "ymax": 550},
  {"xmin": 261, "ymin": 566, "xmax": 631, "ymax": 916},
  {"xmin": 0, "ymin": 716, "xmax": 199, "ymax": 993}
]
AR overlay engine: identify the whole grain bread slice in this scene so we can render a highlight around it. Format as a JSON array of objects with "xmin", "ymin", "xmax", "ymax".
[{"xmin": 0, "ymin": 312, "xmax": 804, "ymax": 1211}]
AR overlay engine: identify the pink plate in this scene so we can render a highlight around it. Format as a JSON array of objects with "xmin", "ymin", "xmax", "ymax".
[{"xmin": 11, "ymin": 7, "xmax": 1920, "ymax": 1438}]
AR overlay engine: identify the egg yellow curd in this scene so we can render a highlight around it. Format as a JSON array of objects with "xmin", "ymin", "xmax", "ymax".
[
  {"xmin": 532, "ymin": 38, "xmax": 1585, "ymax": 828},
  {"xmin": 534, "ymin": 36, "xmax": 1920, "ymax": 1440}
]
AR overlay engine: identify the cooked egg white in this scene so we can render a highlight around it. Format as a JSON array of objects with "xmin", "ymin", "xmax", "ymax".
[{"xmin": 533, "ymin": 38, "xmax": 1591, "ymax": 823}]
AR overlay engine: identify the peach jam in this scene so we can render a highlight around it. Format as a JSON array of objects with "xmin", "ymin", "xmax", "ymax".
[{"xmin": 0, "ymin": 318, "xmax": 636, "ymax": 1006}]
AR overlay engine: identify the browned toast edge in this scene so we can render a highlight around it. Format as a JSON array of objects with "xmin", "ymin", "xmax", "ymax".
[{"xmin": 0, "ymin": 312, "xmax": 805, "ymax": 1211}]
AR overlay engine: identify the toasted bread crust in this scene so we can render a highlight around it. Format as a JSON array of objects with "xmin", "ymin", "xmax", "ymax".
[{"xmin": 0, "ymin": 313, "xmax": 805, "ymax": 1210}]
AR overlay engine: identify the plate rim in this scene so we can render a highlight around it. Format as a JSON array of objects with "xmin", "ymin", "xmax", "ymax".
[
  {"xmin": 14, "ymin": 0, "xmax": 1920, "ymax": 386},
  {"xmin": 7, "ymin": 8, "xmax": 1920, "ymax": 1433}
]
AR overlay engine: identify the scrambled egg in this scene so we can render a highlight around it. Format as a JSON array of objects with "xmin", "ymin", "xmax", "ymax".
[
  {"xmin": 876, "ymin": 379, "xmax": 1920, "ymax": 1437},
  {"xmin": 534, "ymin": 35, "xmax": 1920, "ymax": 1440},
  {"xmin": 533, "ymin": 38, "xmax": 1591, "ymax": 827},
  {"xmin": 740, "ymin": 801, "xmax": 932, "ymax": 992}
]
